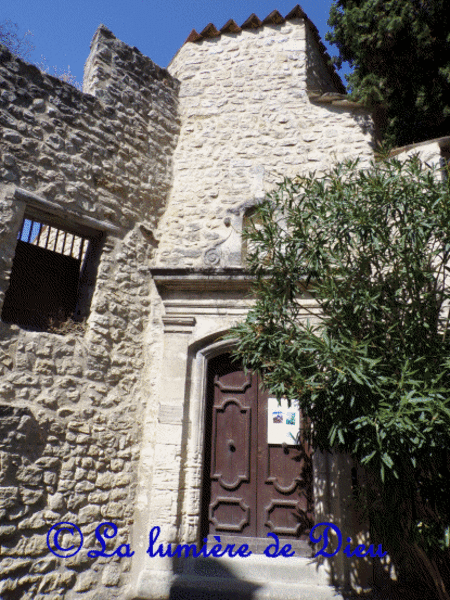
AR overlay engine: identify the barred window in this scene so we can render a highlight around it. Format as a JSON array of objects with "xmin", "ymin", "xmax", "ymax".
[{"xmin": 1, "ymin": 214, "xmax": 103, "ymax": 331}]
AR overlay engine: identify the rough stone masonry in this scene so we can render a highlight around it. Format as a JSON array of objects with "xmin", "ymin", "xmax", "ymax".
[
  {"xmin": 0, "ymin": 8, "xmax": 380, "ymax": 600},
  {"xmin": 0, "ymin": 24, "xmax": 180, "ymax": 600}
]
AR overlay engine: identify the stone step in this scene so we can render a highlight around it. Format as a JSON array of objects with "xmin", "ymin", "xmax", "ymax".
[
  {"xmin": 178, "ymin": 554, "xmax": 329, "ymax": 586},
  {"xmin": 170, "ymin": 555, "xmax": 342, "ymax": 600},
  {"xmin": 170, "ymin": 575, "xmax": 342, "ymax": 600}
]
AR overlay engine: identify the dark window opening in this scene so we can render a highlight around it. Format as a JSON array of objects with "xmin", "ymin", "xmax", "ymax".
[
  {"xmin": 242, "ymin": 206, "xmax": 263, "ymax": 265},
  {"xmin": 1, "ymin": 215, "xmax": 103, "ymax": 331}
]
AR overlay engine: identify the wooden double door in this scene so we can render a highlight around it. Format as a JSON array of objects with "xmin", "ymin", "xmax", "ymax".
[{"xmin": 202, "ymin": 354, "xmax": 313, "ymax": 552}]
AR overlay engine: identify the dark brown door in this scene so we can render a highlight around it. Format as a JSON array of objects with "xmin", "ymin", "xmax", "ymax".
[{"xmin": 202, "ymin": 354, "xmax": 313, "ymax": 552}]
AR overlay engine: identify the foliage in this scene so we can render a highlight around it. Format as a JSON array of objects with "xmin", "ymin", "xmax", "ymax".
[
  {"xmin": 326, "ymin": 0, "xmax": 450, "ymax": 147},
  {"xmin": 35, "ymin": 56, "xmax": 82, "ymax": 91},
  {"xmin": 231, "ymin": 157, "xmax": 450, "ymax": 598},
  {"xmin": 0, "ymin": 19, "xmax": 82, "ymax": 91},
  {"xmin": 0, "ymin": 19, "xmax": 34, "ymax": 61}
]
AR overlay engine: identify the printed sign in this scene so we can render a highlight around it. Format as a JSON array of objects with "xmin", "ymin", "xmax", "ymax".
[{"xmin": 267, "ymin": 397, "xmax": 300, "ymax": 445}]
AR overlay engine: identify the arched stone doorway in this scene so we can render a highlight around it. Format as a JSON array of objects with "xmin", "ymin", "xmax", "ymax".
[{"xmin": 128, "ymin": 271, "xmax": 363, "ymax": 599}]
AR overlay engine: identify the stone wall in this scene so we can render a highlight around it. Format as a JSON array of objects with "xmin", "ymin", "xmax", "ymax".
[
  {"xmin": 391, "ymin": 135, "xmax": 450, "ymax": 172},
  {"xmin": 305, "ymin": 20, "xmax": 342, "ymax": 94},
  {"xmin": 0, "ymin": 14, "xmax": 378, "ymax": 600},
  {"xmin": 0, "ymin": 27, "xmax": 179, "ymax": 600},
  {"xmin": 154, "ymin": 17, "xmax": 374, "ymax": 269},
  {"xmin": 126, "ymin": 15, "xmax": 376, "ymax": 599}
]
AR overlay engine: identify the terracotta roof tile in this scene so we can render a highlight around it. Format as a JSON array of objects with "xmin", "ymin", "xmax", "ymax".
[
  {"xmin": 220, "ymin": 19, "xmax": 242, "ymax": 34},
  {"xmin": 183, "ymin": 4, "xmax": 346, "ymax": 94},
  {"xmin": 241, "ymin": 14, "xmax": 263, "ymax": 30},
  {"xmin": 200, "ymin": 23, "xmax": 221, "ymax": 38},
  {"xmin": 285, "ymin": 5, "xmax": 308, "ymax": 20},
  {"xmin": 185, "ymin": 5, "xmax": 315, "ymax": 45},
  {"xmin": 184, "ymin": 29, "xmax": 202, "ymax": 43},
  {"xmin": 262, "ymin": 10, "xmax": 285, "ymax": 26}
]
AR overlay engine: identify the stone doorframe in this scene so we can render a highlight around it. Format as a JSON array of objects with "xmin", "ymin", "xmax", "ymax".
[
  {"xmin": 182, "ymin": 336, "xmax": 243, "ymax": 538},
  {"xmin": 183, "ymin": 337, "xmax": 353, "ymax": 578},
  {"xmin": 127, "ymin": 269, "xmax": 372, "ymax": 599}
]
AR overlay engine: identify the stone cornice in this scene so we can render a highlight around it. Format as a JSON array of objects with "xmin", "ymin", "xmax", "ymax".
[{"xmin": 151, "ymin": 268, "xmax": 255, "ymax": 294}]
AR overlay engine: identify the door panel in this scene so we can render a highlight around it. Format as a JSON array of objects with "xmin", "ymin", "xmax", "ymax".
[
  {"xmin": 204, "ymin": 353, "xmax": 313, "ymax": 550},
  {"xmin": 207, "ymin": 355, "xmax": 257, "ymax": 537},
  {"xmin": 211, "ymin": 396, "xmax": 251, "ymax": 491},
  {"xmin": 257, "ymin": 387, "xmax": 313, "ymax": 540}
]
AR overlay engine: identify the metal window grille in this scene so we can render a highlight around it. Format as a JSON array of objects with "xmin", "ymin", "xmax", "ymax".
[
  {"xmin": 2, "ymin": 216, "xmax": 95, "ymax": 330},
  {"xmin": 17, "ymin": 218, "xmax": 89, "ymax": 262}
]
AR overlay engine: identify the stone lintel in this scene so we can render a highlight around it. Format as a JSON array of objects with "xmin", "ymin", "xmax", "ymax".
[
  {"xmin": 152, "ymin": 268, "xmax": 255, "ymax": 295},
  {"xmin": 14, "ymin": 188, "xmax": 122, "ymax": 236},
  {"xmin": 307, "ymin": 92, "xmax": 364, "ymax": 109}
]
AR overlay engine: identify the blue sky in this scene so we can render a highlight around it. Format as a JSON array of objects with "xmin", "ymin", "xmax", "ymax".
[{"xmin": 5, "ymin": 1, "xmax": 348, "ymax": 86}]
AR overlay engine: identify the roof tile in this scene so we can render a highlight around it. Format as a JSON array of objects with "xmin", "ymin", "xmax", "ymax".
[
  {"xmin": 184, "ymin": 29, "xmax": 202, "ymax": 43},
  {"xmin": 285, "ymin": 5, "xmax": 308, "ymax": 20},
  {"xmin": 182, "ymin": 4, "xmax": 346, "ymax": 94},
  {"xmin": 241, "ymin": 14, "xmax": 263, "ymax": 30},
  {"xmin": 220, "ymin": 19, "xmax": 242, "ymax": 34},
  {"xmin": 262, "ymin": 10, "xmax": 286, "ymax": 26},
  {"xmin": 200, "ymin": 23, "xmax": 221, "ymax": 38}
]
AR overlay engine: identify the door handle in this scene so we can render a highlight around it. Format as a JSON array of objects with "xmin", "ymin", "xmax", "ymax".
[{"xmin": 227, "ymin": 439, "xmax": 236, "ymax": 452}]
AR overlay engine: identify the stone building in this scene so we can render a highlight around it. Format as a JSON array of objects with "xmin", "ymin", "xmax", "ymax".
[{"xmin": 0, "ymin": 4, "xmax": 416, "ymax": 599}]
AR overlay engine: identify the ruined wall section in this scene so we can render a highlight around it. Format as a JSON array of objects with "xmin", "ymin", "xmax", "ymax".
[
  {"xmin": 154, "ymin": 18, "xmax": 373, "ymax": 269},
  {"xmin": 0, "ymin": 30, "xmax": 180, "ymax": 600},
  {"xmin": 83, "ymin": 25, "xmax": 180, "ymax": 223}
]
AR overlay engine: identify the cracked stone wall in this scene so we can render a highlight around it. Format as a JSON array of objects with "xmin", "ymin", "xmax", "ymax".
[
  {"xmin": 154, "ymin": 17, "xmax": 374, "ymax": 269},
  {"xmin": 0, "ymin": 26, "xmax": 179, "ymax": 600}
]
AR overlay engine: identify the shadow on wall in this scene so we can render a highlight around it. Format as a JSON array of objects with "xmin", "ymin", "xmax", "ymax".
[
  {"xmin": 0, "ymin": 405, "xmax": 48, "ymax": 469},
  {"xmin": 169, "ymin": 556, "xmax": 260, "ymax": 600},
  {"xmin": 0, "ymin": 406, "xmax": 54, "ymax": 597}
]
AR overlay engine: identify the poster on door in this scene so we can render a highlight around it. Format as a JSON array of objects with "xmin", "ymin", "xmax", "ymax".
[{"xmin": 267, "ymin": 397, "xmax": 300, "ymax": 445}]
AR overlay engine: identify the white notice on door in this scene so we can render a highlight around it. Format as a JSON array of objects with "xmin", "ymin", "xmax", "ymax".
[{"xmin": 267, "ymin": 397, "xmax": 300, "ymax": 445}]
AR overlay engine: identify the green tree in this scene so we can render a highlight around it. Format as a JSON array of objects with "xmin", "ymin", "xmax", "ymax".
[
  {"xmin": 231, "ymin": 157, "xmax": 450, "ymax": 599},
  {"xmin": 326, "ymin": 0, "xmax": 450, "ymax": 147}
]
